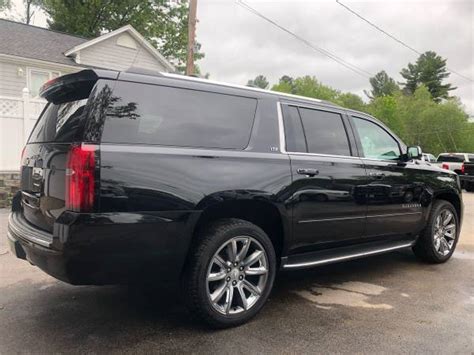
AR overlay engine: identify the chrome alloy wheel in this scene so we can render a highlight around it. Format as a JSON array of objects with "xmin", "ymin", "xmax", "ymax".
[
  {"xmin": 206, "ymin": 236, "xmax": 269, "ymax": 315},
  {"xmin": 433, "ymin": 209, "xmax": 457, "ymax": 256}
]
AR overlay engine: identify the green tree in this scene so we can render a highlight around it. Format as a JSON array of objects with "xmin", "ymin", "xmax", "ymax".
[
  {"xmin": 335, "ymin": 92, "xmax": 366, "ymax": 112},
  {"xmin": 247, "ymin": 75, "xmax": 269, "ymax": 89},
  {"xmin": 271, "ymin": 75, "xmax": 296, "ymax": 93},
  {"xmin": 37, "ymin": 0, "xmax": 203, "ymax": 71},
  {"xmin": 365, "ymin": 70, "xmax": 399, "ymax": 99},
  {"xmin": 367, "ymin": 86, "xmax": 471, "ymax": 155},
  {"xmin": 400, "ymin": 51, "xmax": 455, "ymax": 102}
]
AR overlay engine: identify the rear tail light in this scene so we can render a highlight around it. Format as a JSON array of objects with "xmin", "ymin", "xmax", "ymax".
[
  {"xmin": 442, "ymin": 163, "xmax": 450, "ymax": 170},
  {"xmin": 461, "ymin": 163, "xmax": 465, "ymax": 174},
  {"xmin": 66, "ymin": 144, "xmax": 98, "ymax": 212}
]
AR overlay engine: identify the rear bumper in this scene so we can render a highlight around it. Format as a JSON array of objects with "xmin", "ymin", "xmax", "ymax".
[{"xmin": 7, "ymin": 210, "xmax": 200, "ymax": 285}]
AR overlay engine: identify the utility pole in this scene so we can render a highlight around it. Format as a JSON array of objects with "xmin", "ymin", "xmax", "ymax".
[{"xmin": 186, "ymin": 0, "xmax": 198, "ymax": 76}]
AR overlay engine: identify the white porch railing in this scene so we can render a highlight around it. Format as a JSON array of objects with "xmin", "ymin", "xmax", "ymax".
[{"xmin": 0, "ymin": 88, "xmax": 47, "ymax": 171}]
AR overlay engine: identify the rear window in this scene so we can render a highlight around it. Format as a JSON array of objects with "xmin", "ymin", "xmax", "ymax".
[
  {"xmin": 437, "ymin": 154, "xmax": 465, "ymax": 163},
  {"xmin": 28, "ymin": 99, "xmax": 89, "ymax": 143},
  {"xmin": 101, "ymin": 82, "xmax": 258, "ymax": 149},
  {"xmin": 468, "ymin": 154, "xmax": 474, "ymax": 161},
  {"xmin": 29, "ymin": 76, "xmax": 95, "ymax": 143}
]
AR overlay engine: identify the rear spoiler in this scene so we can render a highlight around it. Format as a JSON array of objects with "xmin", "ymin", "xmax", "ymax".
[{"xmin": 40, "ymin": 69, "xmax": 119, "ymax": 104}]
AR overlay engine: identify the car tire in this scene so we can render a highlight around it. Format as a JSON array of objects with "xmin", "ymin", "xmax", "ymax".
[
  {"xmin": 182, "ymin": 218, "xmax": 276, "ymax": 328},
  {"xmin": 412, "ymin": 200, "xmax": 459, "ymax": 263}
]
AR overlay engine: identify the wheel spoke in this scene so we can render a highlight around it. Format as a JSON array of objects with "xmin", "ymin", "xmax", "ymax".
[
  {"xmin": 214, "ymin": 255, "xmax": 227, "ymax": 269},
  {"xmin": 208, "ymin": 271, "xmax": 226, "ymax": 282},
  {"xmin": 224, "ymin": 285, "xmax": 234, "ymax": 314},
  {"xmin": 442, "ymin": 212, "xmax": 453, "ymax": 226},
  {"xmin": 243, "ymin": 250, "xmax": 263, "ymax": 267},
  {"xmin": 440, "ymin": 238, "xmax": 450, "ymax": 254},
  {"xmin": 245, "ymin": 266, "xmax": 268, "ymax": 276},
  {"xmin": 237, "ymin": 284, "xmax": 248, "ymax": 310},
  {"xmin": 243, "ymin": 279, "xmax": 261, "ymax": 296},
  {"xmin": 211, "ymin": 283, "xmax": 227, "ymax": 303},
  {"xmin": 434, "ymin": 215, "xmax": 441, "ymax": 230},
  {"xmin": 227, "ymin": 239, "xmax": 238, "ymax": 262},
  {"xmin": 237, "ymin": 238, "xmax": 250, "ymax": 262}
]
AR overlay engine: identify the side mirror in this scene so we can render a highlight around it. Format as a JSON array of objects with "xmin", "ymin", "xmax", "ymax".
[{"xmin": 407, "ymin": 146, "xmax": 422, "ymax": 160}]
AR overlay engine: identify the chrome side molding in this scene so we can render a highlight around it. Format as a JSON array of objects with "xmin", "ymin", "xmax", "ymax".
[{"xmin": 282, "ymin": 241, "xmax": 415, "ymax": 270}]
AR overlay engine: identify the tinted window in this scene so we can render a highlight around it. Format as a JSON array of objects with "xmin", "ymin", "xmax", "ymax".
[
  {"xmin": 467, "ymin": 154, "xmax": 474, "ymax": 161},
  {"xmin": 101, "ymin": 82, "xmax": 257, "ymax": 149},
  {"xmin": 437, "ymin": 154, "xmax": 465, "ymax": 162},
  {"xmin": 352, "ymin": 117, "xmax": 400, "ymax": 160},
  {"xmin": 282, "ymin": 105, "xmax": 306, "ymax": 152},
  {"xmin": 28, "ymin": 99, "xmax": 89, "ymax": 143},
  {"xmin": 298, "ymin": 108, "xmax": 351, "ymax": 156}
]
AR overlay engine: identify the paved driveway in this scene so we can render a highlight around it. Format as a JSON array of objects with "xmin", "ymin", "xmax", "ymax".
[{"xmin": 1, "ymin": 194, "xmax": 473, "ymax": 353}]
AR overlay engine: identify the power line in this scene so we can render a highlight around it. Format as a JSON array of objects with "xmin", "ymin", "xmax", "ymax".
[
  {"xmin": 335, "ymin": 0, "xmax": 474, "ymax": 83},
  {"xmin": 236, "ymin": 0, "xmax": 374, "ymax": 79}
]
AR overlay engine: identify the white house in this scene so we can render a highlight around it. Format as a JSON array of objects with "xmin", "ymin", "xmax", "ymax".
[{"xmin": 0, "ymin": 19, "xmax": 175, "ymax": 172}]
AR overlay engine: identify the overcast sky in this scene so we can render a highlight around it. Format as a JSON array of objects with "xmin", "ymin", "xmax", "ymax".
[{"xmin": 7, "ymin": 0, "xmax": 474, "ymax": 114}]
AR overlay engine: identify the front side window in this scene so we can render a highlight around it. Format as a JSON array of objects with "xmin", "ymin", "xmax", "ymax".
[
  {"xmin": 298, "ymin": 107, "xmax": 351, "ymax": 156},
  {"xmin": 101, "ymin": 82, "xmax": 257, "ymax": 149},
  {"xmin": 352, "ymin": 117, "xmax": 400, "ymax": 160}
]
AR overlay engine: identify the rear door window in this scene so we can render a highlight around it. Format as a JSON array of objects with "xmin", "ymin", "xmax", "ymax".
[
  {"xmin": 101, "ymin": 82, "xmax": 257, "ymax": 149},
  {"xmin": 298, "ymin": 107, "xmax": 351, "ymax": 156},
  {"xmin": 282, "ymin": 105, "xmax": 307, "ymax": 153}
]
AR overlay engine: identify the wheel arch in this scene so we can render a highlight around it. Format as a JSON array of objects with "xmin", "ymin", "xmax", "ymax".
[
  {"xmin": 190, "ymin": 197, "xmax": 290, "ymax": 261},
  {"xmin": 433, "ymin": 191, "xmax": 463, "ymax": 224}
]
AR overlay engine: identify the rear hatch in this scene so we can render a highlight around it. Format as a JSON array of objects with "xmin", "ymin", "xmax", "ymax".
[{"xmin": 19, "ymin": 70, "xmax": 110, "ymax": 233}]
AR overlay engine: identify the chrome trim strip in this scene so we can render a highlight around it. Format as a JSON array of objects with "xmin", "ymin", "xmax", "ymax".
[
  {"xmin": 298, "ymin": 216, "xmax": 366, "ymax": 224},
  {"xmin": 283, "ymin": 242, "xmax": 415, "ymax": 269},
  {"xmin": 367, "ymin": 212, "xmax": 422, "ymax": 218},
  {"xmin": 277, "ymin": 102, "xmax": 287, "ymax": 154},
  {"xmin": 8, "ymin": 213, "xmax": 52, "ymax": 248},
  {"xmin": 285, "ymin": 151, "xmax": 360, "ymax": 160}
]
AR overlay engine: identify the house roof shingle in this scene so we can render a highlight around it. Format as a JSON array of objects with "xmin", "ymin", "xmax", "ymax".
[{"xmin": 0, "ymin": 19, "xmax": 88, "ymax": 66}]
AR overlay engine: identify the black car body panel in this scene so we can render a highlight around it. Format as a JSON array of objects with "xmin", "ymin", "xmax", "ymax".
[{"xmin": 8, "ymin": 69, "xmax": 464, "ymax": 285}]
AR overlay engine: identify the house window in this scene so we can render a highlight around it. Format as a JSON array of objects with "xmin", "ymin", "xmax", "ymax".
[{"xmin": 28, "ymin": 69, "xmax": 61, "ymax": 97}]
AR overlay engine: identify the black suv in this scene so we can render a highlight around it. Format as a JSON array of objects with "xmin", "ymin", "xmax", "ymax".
[{"xmin": 8, "ymin": 69, "xmax": 463, "ymax": 328}]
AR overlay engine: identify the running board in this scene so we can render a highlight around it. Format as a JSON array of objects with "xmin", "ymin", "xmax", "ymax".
[{"xmin": 281, "ymin": 239, "xmax": 415, "ymax": 270}]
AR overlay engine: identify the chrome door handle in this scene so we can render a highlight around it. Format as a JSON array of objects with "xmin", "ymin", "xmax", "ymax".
[{"xmin": 297, "ymin": 168, "xmax": 319, "ymax": 177}]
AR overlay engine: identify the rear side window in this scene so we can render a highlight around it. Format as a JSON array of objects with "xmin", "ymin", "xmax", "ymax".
[
  {"xmin": 437, "ymin": 154, "xmax": 465, "ymax": 163},
  {"xmin": 467, "ymin": 154, "xmax": 474, "ymax": 161},
  {"xmin": 101, "ymin": 82, "xmax": 257, "ymax": 149},
  {"xmin": 298, "ymin": 107, "xmax": 351, "ymax": 156}
]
